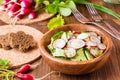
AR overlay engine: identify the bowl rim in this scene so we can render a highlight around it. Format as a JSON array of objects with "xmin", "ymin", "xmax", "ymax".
[{"xmin": 40, "ymin": 24, "xmax": 113, "ymax": 65}]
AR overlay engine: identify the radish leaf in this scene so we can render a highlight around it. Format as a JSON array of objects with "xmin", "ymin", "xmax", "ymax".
[{"xmin": 0, "ymin": 0, "xmax": 3, "ymax": 4}]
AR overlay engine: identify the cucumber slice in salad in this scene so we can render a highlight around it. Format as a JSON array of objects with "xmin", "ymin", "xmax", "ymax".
[
  {"xmin": 84, "ymin": 48, "xmax": 94, "ymax": 60},
  {"xmin": 52, "ymin": 48, "xmax": 66, "ymax": 58},
  {"xmin": 71, "ymin": 48, "xmax": 87, "ymax": 61}
]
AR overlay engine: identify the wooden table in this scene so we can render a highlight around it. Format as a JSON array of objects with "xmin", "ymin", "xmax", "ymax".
[{"xmin": 0, "ymin": 0, "xmax": 120, "ymax": 80}]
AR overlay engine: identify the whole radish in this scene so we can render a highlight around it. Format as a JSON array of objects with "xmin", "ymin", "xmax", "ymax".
[
  {"xmin": 20, "ymin": 7, "xmax": 33, "ymax": 15},
  {"xmin": 17, "ymin": 64, "xmax": 31, "ymax": 73},
  {"xmin": 21, "ymin": 0, "xmax": 33, "ymax": 8},
  {"xmin": 28, "ymin": 12, "xmax": 36, "ymax": 19},
  {"xmin": 16, "ymin": 73, "xmax": 34, "ymax": 80}
]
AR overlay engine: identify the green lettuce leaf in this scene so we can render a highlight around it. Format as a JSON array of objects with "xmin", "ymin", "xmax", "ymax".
[{"xmin": 47, "ymin": 14, "xmax": 64, "ymax": 30}]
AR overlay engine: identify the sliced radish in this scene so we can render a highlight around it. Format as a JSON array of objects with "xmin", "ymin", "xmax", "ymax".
[
  {"xmin": 72, "ymin": 30, "xmax": 81, "ymax": 34},
  {"xmin": 77, "ymin": 33, "xmax": 89, "ymax": 39},
  {"xmin": 65, "ymin": 48, "xmax": 76, "ymax": 58},
  {"xmin": 86, "ymin": 41, "xmax": 97, "ymax": 47},
  {"xmin": 89, "ymin": 32, "xmax": 97, "ymax": 37},
  {"xmin": 97, "ymin": 43, "xmax": 106, "ymax": 50},
  {"xmin": 90, "ymin": 48, "xmax": 103, "ymax": 57},
  {"xmin": 90, "ymin": 36, "xmax": 101, "ymax": 43},
  {"xmin": 68, "ymin": 39, "xmax": 85, "ymax": 49},
  {"xmin": 52, "ymin": 39, "xmax": 66, "ymax": 49}
]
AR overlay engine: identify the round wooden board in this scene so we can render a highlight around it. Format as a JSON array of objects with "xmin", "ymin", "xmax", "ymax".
[
  {"xmin": 0, "ymin": 9, "xmax": 54, "ymax": 24},
  {"xmin": 0, "ymin": 25, "xmax": 43, "ymax": 68}
]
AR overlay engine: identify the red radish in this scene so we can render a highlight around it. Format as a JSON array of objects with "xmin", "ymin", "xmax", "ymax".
[
  {"xmin": 0, "ymin": 5, "xmax": 5, "ymax": 11},
  {"xmin": 77, "ymin": 33, "xmax": 89, "ymax": 39},
  {"xmin": 90, "ymin": 36, "xmax": 101, "ymax": 43},
  {"xmin": 7, "ymin": 2, "xmax": 15, "ymax": 9},
  {"xmin": 7, "ymin": 3, "xmax": 21, "ymax": 16},
  {"xmin": 89, "ymin": 32, "xmax": 97, "ymax": 37},
  {"xmin": 97, "ymin": 43, "xmax": 106, "ymax": 50},
  {"xmin": 52, "ymin": 39, "xmax": 66, "ymax": 49},
  {"xmin": 17, "ymin": 64, "xmax": 31, "ymax": 73},
  {"xmin": 65, "ymin": 48, "xmax": 76, "ymax": 58},
  {"xmin": 68, "ymin": 39, "xmax": 85, "ymax": 49},
  {"xmin": 72, "ymin": 30, "xmax": 81, "ymax": 34},
  {"xmin": 20, "ymin": 7, "xmax": 33, "ymax": 15},
  {"xmin": 16, "ymin": 73, "xmax": 34, "ymax": 80},
  {"xmin": 3, "ymin": 0, "xmax": 10, "ymax": 3},
  {"xmin": 15, "ymin": 14, "xmax": 23, "ymax": 19},
  {"xmin": 28, "ymin": 12, "xmax": 36, "ymax": 19},
  {"xmin": 21, "ymin": 0, "xmax": 33, "ymax": 8},
  {"xmin": 90, "ymin": 48, "xmax": 102, "ymax": 57},
  {"xmin": 86, "ymin": 41, "xmax": 97, "ymax": 47}
]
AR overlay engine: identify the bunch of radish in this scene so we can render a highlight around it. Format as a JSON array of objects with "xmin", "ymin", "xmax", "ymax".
[
  {"xmin": 48, "ymin": 30, "xmax": 107, "ymax": 60},
  {"xmin": 0, "ymin": 0, "xmax": 37, "ymax": 20}
]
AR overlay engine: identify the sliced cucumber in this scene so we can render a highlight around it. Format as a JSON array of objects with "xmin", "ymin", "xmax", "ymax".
[
  {"xmin": 71, "ymin": 48, "xmax": 87, "ymax": 61},
  {"xmin": 68, "ymin": 39, "xmax": 85, "ymax": 49},
  {"xmin": 84, "ymin": 48, "xmax": 94, "ymax": 60},
  {"xmin": 52, "ymin": 48, "xmax": 65, "ymax": 57},
  {"xmin": 65, "ymin": 48, "xmax": 76, "ymax": 58},
  {"xmin": 52, "ymin": 39, "xmax": 66, "ymax": 49},
  {"xmin": 61, "ymin": 32, "xmax": 67, "ymax": 42}
]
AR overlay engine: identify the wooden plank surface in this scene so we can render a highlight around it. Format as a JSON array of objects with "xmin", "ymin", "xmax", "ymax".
[{"xmin": 0, "ymin": 0, "xmax": 120, "ymax": 80}]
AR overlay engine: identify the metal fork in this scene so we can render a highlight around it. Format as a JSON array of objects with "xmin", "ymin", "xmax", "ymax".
[
  {"xmin": 71, "ymin": 8, "xmax": 120, "ymax": 40},
  {"xmin": 86, "ymin": 4, "xmax": 120, "ymax": 37}
]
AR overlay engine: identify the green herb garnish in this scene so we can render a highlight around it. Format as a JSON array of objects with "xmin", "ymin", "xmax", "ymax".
[
  {"xmin": 0, "ymin": 0, "xmax": 3, "ymax": 4},
  {"xmin": 0, "ymin": 59, "xmax": 14, "ymax": 80},
  {"xmin": 73, "ymin": 0, "xmax": 120, "ymax": 20}
]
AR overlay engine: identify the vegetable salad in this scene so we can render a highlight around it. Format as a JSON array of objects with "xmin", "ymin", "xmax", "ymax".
[{"xmin": 48, "ymin": 30, "xmax": 106, "ymax": 61}]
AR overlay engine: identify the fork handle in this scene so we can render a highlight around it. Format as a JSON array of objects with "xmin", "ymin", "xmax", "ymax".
[
  {"xmin": 87, "ymin": 22, "xmax": 120, "ymax": 40},
  {"xmin": 103, "ymin": 20, "xmax": 120, "ymax": 35}
]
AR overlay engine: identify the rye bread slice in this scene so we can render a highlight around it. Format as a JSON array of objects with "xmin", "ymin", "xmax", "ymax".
[
  {"xmin": 0, "ymin": 25, "xmax": 43, "ymax": 68},
  {"xmin": 0, "ymin": 9, "xmax": 54, "ymax": 24}
]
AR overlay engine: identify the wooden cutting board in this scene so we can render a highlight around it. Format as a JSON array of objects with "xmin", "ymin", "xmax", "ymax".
[
  {"xmin": 0, "ymin": 9, "xmax": 54, "ymax": 24},
  {"xmin": 0, "ymin": 25, "xmax": 43, "ymax": 68}
]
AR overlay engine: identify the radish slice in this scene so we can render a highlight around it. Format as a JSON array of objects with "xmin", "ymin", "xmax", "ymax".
[
  {"xmin": 89, "ymin": 32, "xmax": 97, "ymax": 37},
  {"xmin": 97, "ymin": 43, "xmax": 106, "ymax": 50},
  {"xmin": 65, "ymin": 48, "xmax": 76, "ymax": 58},
  {"xmin": 90, "ymin": 48, "xmax": 103, "ymax": 57},
  {"xmin": 52, "ymin": 39, "xmax": 66, "ymax": 49},
  {"xmin": 90, "ymin": 36, "xmax": 101, "ymax": 43},
  {"xmin": 68, "ymin": 39, "xmax": 85, "ymax": 49},
  {"xmin": 72, "ymin": 30, "xmax": 81, "ymax": 34},
  {"xmin": 86, "ymin": 41, "xmax": 97, "ymax": 47},
  {"xmin": 77, "ymin": 33, "xmax": 89, "ymax": 39}
]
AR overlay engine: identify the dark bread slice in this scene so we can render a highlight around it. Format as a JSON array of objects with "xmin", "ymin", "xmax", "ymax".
[
  {"xmin": 0, "ymin": 34, "xmax": 11, "ymax": 50},
  {"xmin": 0, "ymin": 25, "xmax": 43, "ymax": 68}
]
